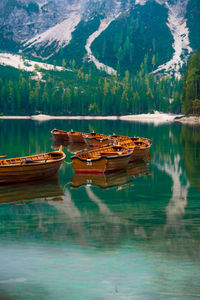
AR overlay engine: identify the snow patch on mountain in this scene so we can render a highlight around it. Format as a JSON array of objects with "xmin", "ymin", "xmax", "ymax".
[
  {"xmin": 153, "ymin": 0, "xmax": 192, "ymax": 78},
  {"xmin": 85, "ymin": 1, "xmax": 124, "ymax": 75},
  {"xmin": 0, "ymin": 53, "xmax": 64, "ymax": 79},
  {"xmin": 85, "ymin": 17, "xmax": 119, "ymax": 75},
  {"xmin": 24, "ymin": 9, "xmax": 82, "ymax": 59}
]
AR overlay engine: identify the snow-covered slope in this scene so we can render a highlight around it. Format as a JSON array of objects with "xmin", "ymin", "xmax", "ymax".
[
  {"xmin": 153, "ymin": 0, "xmax": 192, "ymax": 78},
  {"xmin": 0, "ymin": 0, "xmax": 198, "ymax": 77}
]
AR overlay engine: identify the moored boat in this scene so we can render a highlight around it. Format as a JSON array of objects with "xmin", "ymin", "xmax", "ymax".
[
  {"xmin": 71, "ymin": 145, "xmax": 132, "ymax": 173},
  {"xmin": 110, "ymin": 133, "xmax": 151, "ymax": 147},
  {"xmin": 67, "ymin": 129, "xmax": 85, "ymax": 143},
  {"xmin": 83, "ymin": 132, "xmax": 110, "ymax": 147},
  {"xmin": 0, "ymin": 146, "xmax": 66, "ymax": 184},
  {"xmin": 51, "ymin": 128, "xmax": 70, "ymax": 141},
  {"xmin": 121, "ymin": 139, "xmax": 151, "ymax": 161}
]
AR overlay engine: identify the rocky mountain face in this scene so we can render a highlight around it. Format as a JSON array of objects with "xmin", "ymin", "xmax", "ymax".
[{"xmin": 0, "ymin": 0, "xmax": 199, "ymax": 76}]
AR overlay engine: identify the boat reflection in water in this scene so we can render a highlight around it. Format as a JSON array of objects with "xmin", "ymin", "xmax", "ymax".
[
  {"xmin": 71, "ymin": 161, "xmax": 149, "ymax": 189},
  {"xmin": 52, "ymin": 140, "xmax": 87, "ymax": 154},
  {"xmin": 51, "ymin": 140, "xmax": 70, "ymax": 150},
  {"xmin": 0, "ymin": 176, "xmax": 64, "ymax": 205}
]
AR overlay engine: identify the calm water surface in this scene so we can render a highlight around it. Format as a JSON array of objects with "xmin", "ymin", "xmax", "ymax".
[{"xmin": 0, "ymin": 119, "xmax": 200, "ymax": 300}]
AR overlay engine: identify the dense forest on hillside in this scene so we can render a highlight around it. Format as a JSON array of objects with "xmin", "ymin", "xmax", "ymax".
[
  {"xmin": 91, "ymin": 2, "xmax": 173, "ymax": 75},
  {"xmin": 181, "ymin": 49, "xmax": 200, "ymax": 115},
  {"xmin": 0, "ymin": 57, "xmax": 182, "ymax": 116}
]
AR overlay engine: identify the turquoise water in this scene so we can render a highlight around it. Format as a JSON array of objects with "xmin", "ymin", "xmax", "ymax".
[{"xmin": 0, "ymin": 120, "xmax": 200, "ymax": 299}]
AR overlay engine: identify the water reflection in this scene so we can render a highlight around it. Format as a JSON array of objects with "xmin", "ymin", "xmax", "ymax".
[
  {"xmin": 156, "ymin": 155, "xmax": 189, "ymax": 234},
  {"xmin": 71, "ymin": 161, "xmax": 149, "ymax": 189},
  {"xmin": 1, "ymin": 120, "xmax": 200, "ymax": 299},
  {"xmin": 0, "ymin": 177, "xmax": 64, "ymax": 205},
  {"xmin": 181, "ymin": 125, "xmax": 200, "ymax": 191},
  {"xmin": 51, "ymin": 140, "xmax": 87, "ymax": 154}
]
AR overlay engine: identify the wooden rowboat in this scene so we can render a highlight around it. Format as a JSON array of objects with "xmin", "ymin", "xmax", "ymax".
[
  {"xmin": 71, "ymin": 145, "xmax": 132, "ymax": 173},
  {"xmin": 110, "ymin": 134, "xmax": 152, "ymax": 147},
  {"xmin": 121, "ymin": 140, "xmax": 151, "ymax": 162},
  {"xmin": 0, "ymin": 146, "xmax": 66, "ymax": 184},
  {"xmin": 83, "ymin": 132, "xmax": 110, "ymax": 147},
  {"xmin": 67, "ymin": 129, "xmax": 85, "ymax": 143},
  {"xmin": 51, "ymin": 128, "xmax": 70, "ymax": 141}
]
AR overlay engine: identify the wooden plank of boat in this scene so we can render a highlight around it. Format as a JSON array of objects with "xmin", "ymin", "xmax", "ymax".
[
  {"xmin": 67, "ymin": 129, "xmax": 85, "ymax": 143},
  {"xmin": 51, "ymin": 128, "xmax": 70, "ymax": 141},
  {"xmin": 83, "ymin": 132, "xmax": 110, "ymax": 147},
  {"xmin": 71, "ymin": 145, "xmax": 132, "ymax": 173},
  {"xmin": 0, "ymin": 146, "xmax": 66, "ymax": 184}
]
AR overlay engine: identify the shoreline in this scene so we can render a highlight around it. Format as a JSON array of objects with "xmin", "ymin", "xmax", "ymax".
[{"xmin": 0, "ymin": 113, "xmax": 199, "ymax": 125}]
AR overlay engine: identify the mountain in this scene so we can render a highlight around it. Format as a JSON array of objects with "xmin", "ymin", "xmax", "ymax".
[{"xmin": 0, "ymin": 0, "xmax": 199, "ymax": 77}]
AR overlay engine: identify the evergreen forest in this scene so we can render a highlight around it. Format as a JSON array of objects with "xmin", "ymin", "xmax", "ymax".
[
  {"xmin": 181, "ymin": 48, "xmax": 200, "ymax": 115},
  {"xmin": 0, "ymin": 58, "xmax": 182, "ymax": 116}
]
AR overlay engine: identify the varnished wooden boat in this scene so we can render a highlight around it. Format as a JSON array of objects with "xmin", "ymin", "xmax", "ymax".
[
  {"xmin": 51, "ymin": 128, "xmax": 70, "ymax": 141},
  {"xmin": 67, "ymin": 129, "xmax": 85, "ymax": 143},
  {"xmin": 121, "ymin": 140, "xmax": 151, "ymax": 161},
  {"xmin": 71, "ymin": 145, "xmax": 132, "ymax": 173},
  {"xmin": 0, "ymin": 146, "xmax": 66, "ymax": 184},
  {"xmin": 71, "ymin": 169, "xmax": 131, "ymax": 189},
  {"xmin": 0, "ymin": 177, "xmax": 64, "ymax": 204},
  {"xmin": 83, "ymin": 132, "xmax": 110, "ymax": 147},
  {"xmin": 110, "ymin": 134, "xmax": 152, "ymax": 147},
  {"xmin": 109, "ymin": 134, "xmax": 152, "ymax": 161}
]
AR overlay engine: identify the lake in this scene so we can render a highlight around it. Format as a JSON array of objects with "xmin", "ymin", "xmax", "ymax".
[{"xmin": 0, "ymin": 119, "xmax": 200, "ymax": 300}]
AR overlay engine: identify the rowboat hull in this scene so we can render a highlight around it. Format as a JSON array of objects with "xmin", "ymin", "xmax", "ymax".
[
  {"xmin": 120, "ymin": 139, "xmax": 151, "ymax": 161},
  {"xmin": 51, "ymin": 129, "xmax": 70, "ymax": 141},
  {"xmin": 0, "ymin": 162, "xmax": 62, "ymax": 184},
  {"xmin": 67, "ymin": 132, "xmax": 85, "ymax": 143},
  {"xmin": 71, "ymin": 153, "xmax": 132, "ymax": 173},
  {"xmin": 0, "ymin": 149, "xmax": 65, "ymax": 184},
  {"xmin": 129, "ymin": 148, "xmax": 150, "ymax": 161}
]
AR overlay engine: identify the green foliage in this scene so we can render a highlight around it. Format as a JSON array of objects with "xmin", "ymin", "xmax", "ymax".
[
  {"xmin": 192, "ymin": 99, "xmax": 200, "ymax": 115},
  {"xmin": 91, "ymin": 2, "xmax": 173, "ymax": 76},
  {"xmin": 47, "ymin": 17, "xmax": 101, "ymax": 68},
  {"xmin": 181, "ymin": 49, "xmax": 200, "ymax": 114},
  {"xmin": 0, "ymin": 58, "xmax": 182, "ymax": 116},
  {"xmin": 186, "ymin": 0, "xmax": 200, "ymax": 50}
]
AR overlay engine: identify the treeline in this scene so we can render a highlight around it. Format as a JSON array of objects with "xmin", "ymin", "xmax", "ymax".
[
  {"xmin": 181, "ymin": 48, "xmax": 200, "ymax": 115},
  {"xmin": 0, "ymin": 59, "xmax": 182, "ymax": 116}
]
